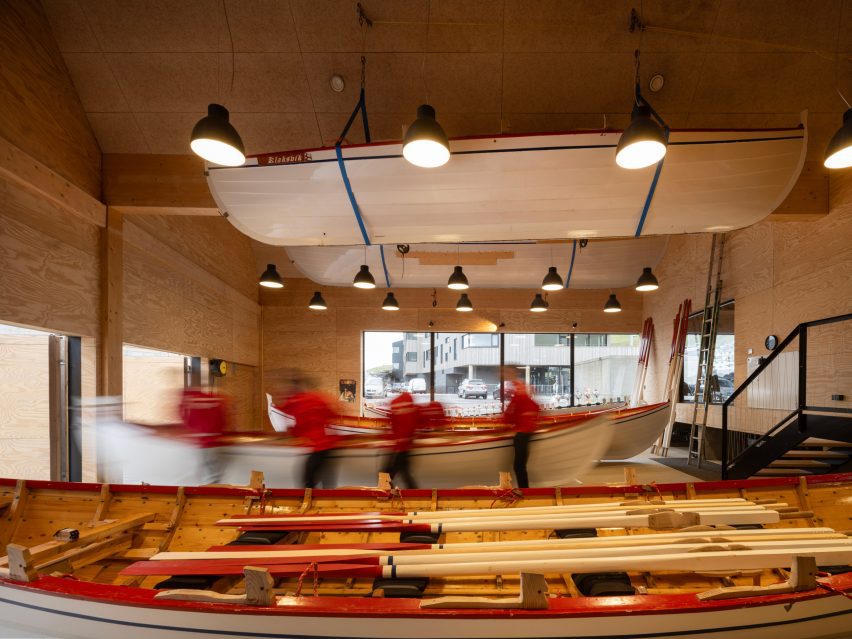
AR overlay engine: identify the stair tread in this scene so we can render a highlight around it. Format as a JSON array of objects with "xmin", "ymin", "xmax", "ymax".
[
  {"xmin": 784, "ymin": 450, "xmax": 849, "ymax": 459},
  {"xmin": 801, "ymin": 438, "xmax": 851, "ymax": 447},
  {"xmin": 754, "ymin": 468, "xmax": 813, "ymax": 476},
  {"xmin": 768, "ymin": 459, "xmax": 832, "ymax": 468}
]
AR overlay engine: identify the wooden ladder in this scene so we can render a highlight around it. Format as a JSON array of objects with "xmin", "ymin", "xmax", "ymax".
[{"xmin": 688, "ymin": 234, "xmax": 726, "ymax": 467}]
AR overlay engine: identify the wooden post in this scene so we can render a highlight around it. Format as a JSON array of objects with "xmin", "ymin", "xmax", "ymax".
[
  {"xmin": 6, "ymin": 544, "xmax": 36, "ymax": 582},
  {"xmin": 243, "ymin": 566, "xmax": 275, "ymax": 606},
  {"xmin": 498, "ymin": 472, "xmax": 513, "ymax": 490},
  {"xmin": 623, "ymin": 467, "xmax": 637, "ymax": 486},
  {"xmin": 98, "ymin": 207, "xmax": 123, "ymax": 398},
  {"xmin": 377, "ymin": 472, "xmax": 391, "ymax": 492},
  {"xmin": 249, "ymin": 471, "xmax": 265, "ymax": 491}
]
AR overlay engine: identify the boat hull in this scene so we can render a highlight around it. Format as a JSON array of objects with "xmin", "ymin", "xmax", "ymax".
[
  {"xmin": 602, "ymin": 402, "xmax": 672, "ymax": 460},
  {"xmin": 1, "ymin": 574, "xmax": 851, "ymax": 639}
]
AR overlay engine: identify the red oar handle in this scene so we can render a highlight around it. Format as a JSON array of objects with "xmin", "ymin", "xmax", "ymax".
[
  {"xmin": 233, "ymin": 521, "xmax": 432, "ymax": 533},
  {"xmin": 205, "ymin": 542, "xmax": 430, "ymax": 552}
]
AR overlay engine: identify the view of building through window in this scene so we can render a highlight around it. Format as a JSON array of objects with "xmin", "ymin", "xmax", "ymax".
[
  {"xmin": 362, "ymin": 331, "xmax": 640, "ymax": 416},
  {"xmin": 682, "ymin": 301, "xmax": 735, "ymax": 404}
]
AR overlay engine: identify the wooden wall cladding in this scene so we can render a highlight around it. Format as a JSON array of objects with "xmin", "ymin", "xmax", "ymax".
[
  {"xmin": 122, "ymin": 351, "xmax": 184, "ymax": 425},
  {"xmin": 0, "ymin": 0, "xmax": 101, "ymax": 197},
  {"xmin": 122, "ymin": 219, "xmax": 261, "ymax": 367},
  {"xmin": 0, "ymin": 334, "xmax": 51, "ymax": 480},
  {"xmin": 127, "ymin": 216, "xmax": 258, "ymax": 302},
  {"xmin": 212, "ymin": 362, "xmax": 260, "ymax": 431},
  {"xmin": 643, "ymin": 179, "xmax": 852, "ymax": 408},
  {"xmin": 0, "ymin": 177, "xmax": 100, "ymax": 338},
  {"xmin": 261, "ymin": 280, "xmax": 643, "ymax": 420}
]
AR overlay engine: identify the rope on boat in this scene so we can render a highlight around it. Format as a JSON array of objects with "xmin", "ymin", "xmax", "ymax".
[
  {"xmin": 816, "ymin": 574, "xmax": 852, "ymax": 601},
  {"xmin": 294, "ymin": 561, "xmax": 319, "ymax": 597},
  {"xmin": 489, "ymin": 488, "xmax": 523, "ymax": 509}
]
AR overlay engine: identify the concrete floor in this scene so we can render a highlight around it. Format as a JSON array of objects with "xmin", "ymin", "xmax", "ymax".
[{"xmin": 577, "ymin": 447, "xmax": 700, "ymax": 485}]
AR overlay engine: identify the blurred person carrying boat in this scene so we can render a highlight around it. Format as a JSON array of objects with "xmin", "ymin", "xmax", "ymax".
[
  {"xmin": 501, "ymin": 368, "xmax": 540, "ymax": 489},
  {"xmin": 179, "ymin": 386, "xmax": 230, "ymax": 484},
  {"xmin": 276, "ymin": 376, "xmax": 340, "ymax": 488},
  {"xmin": 382, "ymin": 390, "xmax": 419, "ymax": 488},
  {"xmin": 417, "ymin": 399, "xmax": 447, "ymax": 431}
]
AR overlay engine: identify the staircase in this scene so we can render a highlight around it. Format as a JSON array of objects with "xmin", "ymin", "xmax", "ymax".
[{"xmin": 722, "ymin": 313, "xmax": 852, "ymax": 480}]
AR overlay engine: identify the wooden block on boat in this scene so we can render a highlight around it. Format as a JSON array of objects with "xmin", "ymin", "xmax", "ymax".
[
  {"xmin": 420, "ymin": 572, "xmax": 548, "ymax": 610},
  {"xmin": 6, "ymin": 544, "xmax": 36, "ymax": 582},
  {"xmin": 244, "ymin": 566, "xmax": 275, "ymax": 606},
  {"xmin": 697, "ymin": 556, "xmax": 818, "ymax": 601},
  {"xmin": 117, "ymin": 548, "xmax": 160, "ymax": 560},
  {"xmin": 249, "ymin": 471, "xmax": 265, "ymax": 490},
  {"xmin": 154, "ymin": 589, "xmax": 249, "ymax": 604},
  {"xmin": 647, "ymin": 511, "xmax": 700, "ymax": 529}
]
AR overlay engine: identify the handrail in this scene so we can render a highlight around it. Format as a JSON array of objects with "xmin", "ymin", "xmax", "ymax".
[{"xmin": 722, "ymin": 311, "xmax": 852, "ymax": 479}]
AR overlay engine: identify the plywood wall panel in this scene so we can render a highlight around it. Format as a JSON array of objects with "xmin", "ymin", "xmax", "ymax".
[
  {"xmin": 0, "ymin": 210, "xmax": 99, "ymax": 338},
  {"xmin": 212, "ymin": 363, "xmax": 259, "ymax": 431},
  {"xmin": 643, "ymin": 184, "xmax": 852, "ymax": 409},
  {"xmin": 0, "ymin": 0, "xmax": 101, "ymax": 197},
  {"xmin": 128, "ymin": 216, "xmax": 259, "ymax": 301}
]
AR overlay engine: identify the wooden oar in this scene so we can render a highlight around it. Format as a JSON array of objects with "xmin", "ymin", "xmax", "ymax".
[
  {"xmin": 220, "ymin": 498, "xmax": 757, "ymax": 524},
  {"xmin": 145, "ymin": 539, "xmax": 851, "ymax": 570},
  {"xmin": 122, "ymin": 545, "xmax": 852, "ymax": 579},
  {"xmin": 384, "ymin": 546, "xmax": 852, "ymax": 579},
  {"xmin": 218, "ymin": 505, "xmax": 782, "ymax": 527},
  {"xmin": 159, "ymin": 528, "xmax": 845, "ymax": 562}
]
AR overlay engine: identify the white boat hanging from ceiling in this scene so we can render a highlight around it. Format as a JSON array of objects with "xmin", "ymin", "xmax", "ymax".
[{"xmin": 206, "ymin": 120, "xmax": 807, "ymax": 247}]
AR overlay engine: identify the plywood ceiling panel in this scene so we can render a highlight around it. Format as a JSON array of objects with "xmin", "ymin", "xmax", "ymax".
[{"xmin": 41, "ymin": 0, "xmax": 849, "ymax": 163}]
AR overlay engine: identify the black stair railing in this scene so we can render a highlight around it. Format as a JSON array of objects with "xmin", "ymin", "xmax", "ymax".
[{"xmin": 721, "ymin": 313, "xmax": 852, "ymax": 479}]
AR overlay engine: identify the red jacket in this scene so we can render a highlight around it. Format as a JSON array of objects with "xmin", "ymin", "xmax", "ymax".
[
  {"xmin": 279, "ymin": 391, "xmax": 339, "ymax": 452},
  {"xmin": 180, "ymin": 389, "xmax": 228, "ymax": 448},
  {"xmin": 504, "ymin": 387, "xmax": 540, "ymax": 433},
  {"xmin": 417, "ymin": 400, "xmax": 447, "ymax": 431},
  {"xmin": 389, "ymin": 391, "xmax": 417, "ymax": 451}
]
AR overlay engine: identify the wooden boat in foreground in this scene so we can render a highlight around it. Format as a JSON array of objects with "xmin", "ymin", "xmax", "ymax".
[
  {"xmin": 1, "ymin": 470, "xmax": 851, "ymax": 639},
  {"xmin": 105, "ymin": 403, "xmax": 671, "ymax": 488}
]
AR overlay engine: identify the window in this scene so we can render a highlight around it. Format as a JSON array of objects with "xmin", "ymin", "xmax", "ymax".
[
  {"xmin": 362, "ymin": 332, "xmax": 431, "ymax": 413},
  {"xmin": 682, "ymin": 301, "xmax": 735, "ymax": 404},
  {"xmin": 574, "ymin": 334, "xmax": 640, "ymax": 405},
  {"xmin": 123, "ymin": 345, "xmax": 187, "ymax": 424},
  {"xmin": 505, "ymin": 334, "xmax": 572, "ymax": 409},
  {"xmin": 462, "ymin": 333, "xmax": 499, "ymax": 348}
]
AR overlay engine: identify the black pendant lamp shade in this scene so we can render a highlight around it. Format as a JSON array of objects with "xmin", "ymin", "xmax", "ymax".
[
  {"xmin": 530, "ymin": 293, "xmax": 549, "ymax": 312},
  {"xmin": 603, "ymin": 293, "xmax": 622, "ymax": 313},
  {"xmin": 353, "ymin": 264, "xmax": 376, "ymax": 289},
  {"xmin": 382, "ymin": 292, "xmax": 400, "ymax": 311},
  {"xmin": 824, "ymin": 108, "xmax": 852, "ymax": 169},
  {"xmin": 190, "ymin": 103, "xmax": 246, "ymax": 167},
  {"xmin": 447, "ymin": 265, "xmax": 469, "ymax": 290},
  {"xmin": 456, "ymin": 293, "xmax": 473, "ymax": 312},
  {"xmin": 402, "ymin": 104, "xmax": 450, "ymax": 168},
  {"xmin": 635, "ymin": 266, "xmax": 660, "ymax": 292},
  {"xmin": 259, "ymin": 263, "xmax": 284, "ymax": 289},
  {"xmin": 541, "ymin": 266, "xmax": 564, "ymax": 291},
  {"xmin": 308, "ymin": 291, "xmax": 327, "ymax": 310},
  {"xmin": 616, "ymin": 104, "xmax": 667, "ymax": 169}
]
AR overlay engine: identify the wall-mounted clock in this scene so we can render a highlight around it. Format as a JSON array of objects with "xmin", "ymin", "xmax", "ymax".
[
  {"xmin": 764, "ymin": 335, "xmax": 778, "ymax": 351},
  {"xmin": 210, "ymin": 359, "xmax": 228, "ymax": 377}
]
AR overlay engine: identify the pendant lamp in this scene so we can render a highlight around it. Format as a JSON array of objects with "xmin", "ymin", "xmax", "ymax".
[
  {"xmin": 402, "ymin": 104, "xmax": 450, "ymax": 168},
  {"xmin": 259, "ymin": 264, "xmax": 284, "ymax": 289},
  {"xmin": 353, "ymin": 265, "xmax": 376, "ymax": 289},
  {"xmin": 382, "ymin": 292, "xmax": 400, "ymax": 311},
  {"xmin": 824, "ymin": 108, "xmax": 852, "ymax": 169},
  {"xmin": 456, "ymin": 293, "xmax": 473, "ymax": 312},
  {"xmin": 635, "ymin": 267, "xmax": 659, "ymax": 292},
  {"xmin": 530, "ymin": 293, "xmax": 549, "ymax": 312},
  {"xmin": 541, "ymin": 266, "xmax": 564, "ymax": 291},
  {"xmin": 447, "ymin": 265, "xmax": 469, "ymax": 290},
  {"xmin": 308, "ymin": 291, "xmax": 327, "ymax": 310},
  {"xmin": 603, "ymin": 293, "xmax": 622, "ymax": 313},
  {"xmin": 616, "ymin": 104, "xmax": 667, "ymax": 169},
  {"xmin": 190, "ymin": 104, "xmax": 245, "ymax": 166}
]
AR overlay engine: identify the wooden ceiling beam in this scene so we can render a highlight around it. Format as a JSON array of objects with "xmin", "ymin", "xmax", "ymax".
[{"xmin": 102, "ymin": 153, "xmax": 219, "ymax": 214}]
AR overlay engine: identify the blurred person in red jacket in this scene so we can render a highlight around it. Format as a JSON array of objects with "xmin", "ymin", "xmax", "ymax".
[
  {"xmin": 501, "ymin": 368, "xmax": 540, "ymax": 489},
  {"xmin": 417, "ymin": 399, "xmax": 447, "ymax": 431},
  {"xmin": 276, "ymin": 377, "xmax": 340, "ymax": 488},
  {"xmin": 179, "ymin": 387, "xmax": 230, "ymax": 484},
  {"xmin": 382, "ymin": 390, "xmax": 418, "ymax": 488}
]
